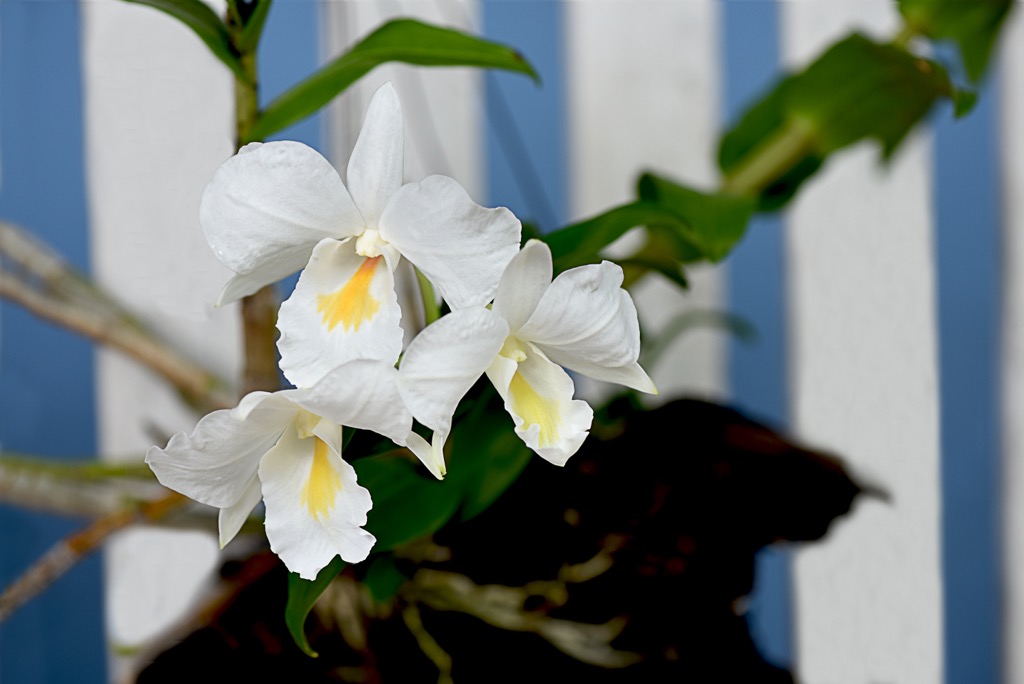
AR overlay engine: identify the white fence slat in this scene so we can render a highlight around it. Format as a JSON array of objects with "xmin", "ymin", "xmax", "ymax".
[
  {"xmin": 566, "ymin": 0, "xmax": 725, "ymax": 401},
  {"xmin": 322, "ymin": 0, "xmax": 482, "ymax": 201},
  {"xmin": 1001, "ymin": 7, "xmax": 1024, "ymax": 683},
  {"xmin": 82, "ymin": 0, "xmax": 239, "ymax": 675},
  {"xmin": 783, "ymin": 3, "xmax": 944, "ymax": 682}
]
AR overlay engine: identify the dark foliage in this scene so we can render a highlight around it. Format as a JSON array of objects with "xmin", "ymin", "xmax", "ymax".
[{"xmin": 136, "ymin": 399, "xmax": 861, "ymax": 683}]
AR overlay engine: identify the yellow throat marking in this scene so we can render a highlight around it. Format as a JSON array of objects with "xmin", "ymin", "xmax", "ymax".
[
  {"xmin": 301, "ymin": 438, "xmax": 343, "ymax": 520},
  {"xmin": 508, "ymin": 370, "xmax": 560, "ymax": 448},
  {"xmin": 317, "ymin": 256, "xmax": 382, "ymax": 332}
]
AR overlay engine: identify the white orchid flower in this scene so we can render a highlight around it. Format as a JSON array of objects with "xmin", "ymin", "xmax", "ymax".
[
  {"xmin": 398, "ymin": 240, "xmax": 657, "ymax": 476},
  {"xmin": 200, "ymin": 82, "xmax": 521, "ymax": 386},
  {"xmin": 146, "ymin": 359, "xmax": 427, "ymax": 580}
]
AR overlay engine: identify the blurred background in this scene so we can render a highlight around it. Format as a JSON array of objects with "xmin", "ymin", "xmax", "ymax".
[{"xmin": 1, "ymin": 0, "xmax": 1022, "ymax": 681}]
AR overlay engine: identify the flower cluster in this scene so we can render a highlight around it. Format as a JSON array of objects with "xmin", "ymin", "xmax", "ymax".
[{"xmin": 147, "ymin": 83, "xmax": 656, "ymax": 579}]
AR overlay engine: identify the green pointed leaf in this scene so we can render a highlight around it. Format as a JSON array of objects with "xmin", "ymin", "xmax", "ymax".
[
  {"xmin": 248, "ymin": 18, "xmax": 538, "ymax": 142},
  {"xmin": 789, "ymin": 35, "xmax": 958, "ymax": 156},
  {"xmin": 899, "ymin": 0, "xmax": 1012, "ymax": 82},
  {"xmin": 720, "ymin": 33, "xmax": 966, "ymax": 209},
  {"xmin": 616, "ymin": 227, "xmax": 694, "ymax": 290},
  {"xmin": 238, "ymin": 0, "xmax": 273, "ymax": 53},
  {"xmin": 121, "ymin": 0, "xmax": 248, "ymax": 82},
  {"xmin": 543, "ymin": 201, "xmax": 688, "ymax": 273},
  {"xmin": 543, "ymin": 179, "xmax": 753, "ymax": 284},
  {"xmin": 717, "ymin": 75, "xmax": 824, "ymax": 210},
  {"xmin": 638, "ymin": 174, "xmax": 756, "ymax": 262},
  {"xmin": 285, "ymin": 556, "xmax": 345, "ymax": 657},
  {"xmin": 355, "ymin": 453, "xmax": 460, "ymax": 551}
]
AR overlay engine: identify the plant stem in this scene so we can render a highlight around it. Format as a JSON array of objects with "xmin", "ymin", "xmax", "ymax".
[
  {"xmin": 234, "ymin": 36, "xmax": 281, "ymax": 396},
  {"xmin": 720, "ymin": 117, "xmax": 817, "ymax": 197},
  {"xmin": 720, "ymin": 18, "xmax": 924, "ymax": 199}
]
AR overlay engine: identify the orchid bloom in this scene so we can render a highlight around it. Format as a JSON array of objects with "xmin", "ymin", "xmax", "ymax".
[
  {"xmin": 398, "ymin": 240, "xmax": 657, "ymax": 476},
  {"xmin": 146, "ymin": 360, "xmax": 424, "ymax": 580},
  {"xmin": 200, "ymin": 82, "xmax": 521, "ymax": 386}
]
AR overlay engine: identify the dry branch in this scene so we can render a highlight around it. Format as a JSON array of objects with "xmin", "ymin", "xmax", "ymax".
[{"xmin": 0, "ymin": 221, "xmax": 235, "ymax": 413}]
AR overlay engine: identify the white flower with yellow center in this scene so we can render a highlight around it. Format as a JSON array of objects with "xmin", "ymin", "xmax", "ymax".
[
  {"xmin": 397, "ymin": 240, "xmax": 657, "ymax": 476},
  {"xmin": 146, "ymin": 360, "xmax": 422, "ymax": 580},
  {"xmin": 200, "ymin": 82, "xmax": 521, "ymax": 385}
]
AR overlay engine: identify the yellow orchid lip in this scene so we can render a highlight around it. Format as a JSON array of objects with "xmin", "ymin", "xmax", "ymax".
[
  {"xmin": 300, "ymin": 437, "xmax": 343, "ymax": 520},
  {"xmin": 316, "ymin": 255, "xmax": 383, "ymax": 332},
  {"xmin": 508, "ymin": 367, "xmax": 561, "ymax": 448}
]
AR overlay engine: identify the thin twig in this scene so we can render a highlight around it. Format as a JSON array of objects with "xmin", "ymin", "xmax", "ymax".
[
  {"xmin": 0, "ymin": 221, "xmax": 234, "ymax": 413},
  {"xmin": 402, "ymin": 602, "xmax": 454, "ymax": 684},
  {"xmin": 0, "ymin": 454, "xmax": 267, "ymax": 539},
  {"xmin": 406, "ymin": 567, "xmax": 642, "ymax": 669},
  {"xmin": 0, "ymin": 491, "xmax": 188, "ymax": 622}
]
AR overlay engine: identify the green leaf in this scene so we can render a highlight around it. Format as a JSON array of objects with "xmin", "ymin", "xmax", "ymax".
[
  {"xmin": 249, "ymin": 18, "xmax": 539, "ymax": 142},
  {"xmin": 720, "ymin": 33, "xmax": 964, "ymax": 209},
  {"xmin": 790, "ymin": 35, "xmax": 958, "ymax": 156},
  {"xmin": 285, "ymin": 556, "xmax": 345, "ymax": 657},
  {"xmin": 363, "ymin": 554, "xmax": 408, "ymax": 603},
  {"xmin": 238, "ymin": 0, "xmax": 273, "ymax": 53},
  {"xmin": 718, "ymin": 78, "xmax": 825, "ymax": 210},
  {"xmin": 447, "ymin": 408, "xmax": 532, "ymax": 521},
  {"xmin": 543, "ymin": 201, "xmax": 688, "ymax": 273},
  {"xmin": 121, "ymin": 0, "xmax": 248, "ymax": 82},
  {"xmin": 355, "ymin": 453, "xmax": 460, "ymax": 551},
  {"xmin": 899, "ymin": 0, "xmax": 1012, "ymax": 82},
  {"xmin": 637, "ymin": 174, "xmax": 756, "ymax": 262},
  {"xmin": 542, "ymin": 179, "xmax": 753, "ymax": 284},
  {"xmin": 616, "ymin": 228, "xmax": 693, "ymax": 290}
]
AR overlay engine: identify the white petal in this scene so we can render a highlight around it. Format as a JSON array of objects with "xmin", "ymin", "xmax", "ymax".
[
  {"xmin": 218, "ymin": 472, "xmax": 263, "ymax": 548},
  {"xmin": 216, "ymin": 269, "xmax": 285, "ymax": 306},
  {"xmin": 567, "ymin": 360, "xmax": 657, "ymax": 395},
  {"xmin": 260, "ymin": 425, "xmax": 376, "ymax": 579},
  {"xmin": 492, "ymin": 239, "xmax": 552, "ymax": 332},
  {"xmin": 398, "ymin": 307, "xmax": 509, "ymax": 441},
  {"xmin": 347, "ymin": 82, "xmax": 404, "ymax": 226},
  {"xmin": 311, "ymin": 417, "xmax": 344, "ymax": 455},
  {"xmin": 405, "ymin": 431, "xmax": 446, "ymax": 480},
  {"xmin": 201, "ymin": 141, "xmax": 364, "ymax": 304},
  {"xmin": 380, "ymin": 175, "xmax": 522, "ymax": 310},
  {"xmin": 277, "ymin": 238, "xmax": 403, "ymax": 387},
  {"xmin": 518, "ymin": 261, "xmax": 655, "ymax": 393},
  {"xmin": 486, "ymin": 344, "xmax": 593, "ymax": 466},
  {"xmin": 285, "ymin": 360, "xmax": 413, "ymax": 446},
  {"xmin": 145, "ymin": 393, "xmax": 297, "ymax": 508}
]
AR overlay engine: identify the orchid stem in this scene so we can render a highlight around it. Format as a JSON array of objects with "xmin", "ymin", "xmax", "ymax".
[{"xmin": 232, "ymin": 17, "xmax": 280, "ymax": 396}]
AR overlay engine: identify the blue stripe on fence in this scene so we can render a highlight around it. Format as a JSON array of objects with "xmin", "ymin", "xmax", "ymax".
[
  {"xmin": 482, "ymin": 0, "xmax": 567, "ymax": 231},
  {"xmin": 0, "ymin": 1, "xmax": 106, "ymax": 682},
  {"xmin": 260, "ymin": 0, "xmax": 322, "ymax": 301},
  {"xmin": 260, "ymin": 0, "xmax": 322, "ymax": 150},
  {"xmin": 936, "ymin": 72, "xmax": 1002, "ymax": 684},
  {"xmin": 722, "ymin": 0, "xmax": 793, "ymax": 671}
]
